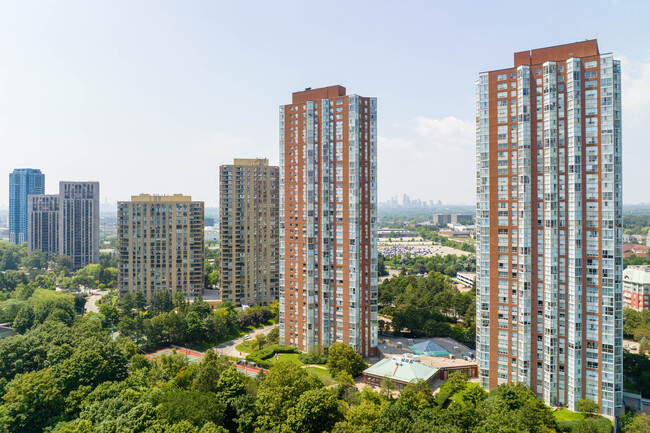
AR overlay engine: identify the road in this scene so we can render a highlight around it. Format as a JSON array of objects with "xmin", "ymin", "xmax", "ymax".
[
  {"xmin": 84, "ymin": 290, "xmax": 108, "ymax": 313},
  {"xmin": 213, "ymin": 323, "xmax": 277, "ymax": 358}
]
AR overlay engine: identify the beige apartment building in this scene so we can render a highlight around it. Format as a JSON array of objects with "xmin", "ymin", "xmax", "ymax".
[
  {"xmin": 219, "ymin": 158, "xmax": 279, "ymax": 306},
  {"xmin": 117, "ymin": 194, "xmax": 204, "ymax": 300}
]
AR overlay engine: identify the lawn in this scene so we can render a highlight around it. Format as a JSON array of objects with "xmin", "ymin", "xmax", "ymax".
[
  {"xmin": 304, "ymin": 366, "xmax": 335, "ymax": 385},
  {"xmin": 235, "ymin": 340, "xmax": 257, "ymax": 354},
  {"xmin": 553, "ymin": 409, "xmax": 612, "ymax": 433},
  {"xmin": 554, "ymin": 409, "xmax": 585, "ymax": 422}
]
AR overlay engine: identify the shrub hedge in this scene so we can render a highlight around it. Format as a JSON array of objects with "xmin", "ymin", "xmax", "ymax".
[{"xmin": 245, "ymin": 344, "xmax": 300, "ymax": 368}]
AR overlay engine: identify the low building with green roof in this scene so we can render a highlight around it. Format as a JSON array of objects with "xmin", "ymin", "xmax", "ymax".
[{"xmin": 363, "ymin": 356, "xmax": 439, "ymax": 391}]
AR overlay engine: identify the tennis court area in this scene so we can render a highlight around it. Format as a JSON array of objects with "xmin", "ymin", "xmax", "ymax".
[{"xmin": 145, "ymin": 347, "xmax": 204, "ymax": 364}]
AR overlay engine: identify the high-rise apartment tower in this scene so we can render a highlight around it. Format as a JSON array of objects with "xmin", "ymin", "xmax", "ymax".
[
  {"xmin": 59, "ymin": 181, "xmax": 100, "ymax": 269},
  {"xmin": 117, "ymin": 194, "xmax": 204, "ymax": 300},
  {"xmin": 219, "ymin": 158, "xmax": 279, "ymax": 306},
  {"xmin": 279, "ymin": 85, "xmax": 378, "ymax": 357},
  {"xmin": 27, "ymin": 194, "xmax": 60, "ymax": 254},
  {"xmin": 475, "ymin": 40, "xmax": 622, "ymax": 416},
  {"xmin": 9, "ymin": 168, "xmax": 44, "ymax": 244}
]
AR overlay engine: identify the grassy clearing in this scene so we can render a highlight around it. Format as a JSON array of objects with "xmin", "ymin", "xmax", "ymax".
[
  {"xmin": 554, "ymin": 409, "xmax": 585, "ymax": 422},
  {"xmin": 235, "ymin": 340, "xmax": 257, "ymax": 354},
  {"xmin": 304, "ymin": 366, "xmax": 335, "ymax": 385},
  {"xmin": 553, "ymin": 409, "xmax": 612, "ymax": 433}
]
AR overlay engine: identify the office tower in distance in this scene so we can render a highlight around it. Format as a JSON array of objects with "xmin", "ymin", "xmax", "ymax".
[
  {"xmin": 9, "ymin": 168, "xmax": 45, "ymax": 244},
  {"xmin": 27, "ymin": 194, "xmax": 60, "ymax": 254},
  {"xmin": 475, "ymin": 40, "xmax": 622, "ymax": 415},
  {"xmin": 219, "ymin": 158, "xmax": 280, "ymax": 306},
  {"xmin": 59, "ymin": 182, "xmax": 100, "ymax": 270},
  {"xmin": 279, "ymin": 85, "xmax": 378, "ymax": 357},
  {"xmin": 118, "ymin": 194, "xmax": 204, "ymax": 300}
]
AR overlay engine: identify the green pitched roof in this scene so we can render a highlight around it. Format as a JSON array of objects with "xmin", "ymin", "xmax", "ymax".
[
  {"xmin": 624, "ymin": 266, "xmax": 650, "ymax": 285},
  {"xmin": 363, "ymin": 358, "xmax": 438, "ymax": 383}
]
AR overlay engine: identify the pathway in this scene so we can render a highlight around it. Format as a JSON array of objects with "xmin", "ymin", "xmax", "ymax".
[
  {"xmin": 213, "ymin": 323, "xmax": 277, "ymax": 358},
  {"xmin": 84, "ymin": 290, "xmax": 108, "ymax": 313}
]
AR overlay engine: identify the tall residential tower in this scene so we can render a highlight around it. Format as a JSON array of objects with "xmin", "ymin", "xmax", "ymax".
[
  {"xmin": 9, "ymin": 168, "xmax": 44, "ymax": 244},
  {"xmin": 279, "ymin": 86, "xmax": 378, "ymax": 357},
  {"xmin": 117, "ymin": 194, "xmax": 204, "ymax": 300},
  {"xmin": 475, "ymin": 41, "xmax": 622, "ymax": 416},
  {"xmin": 219, "ymin": 158, "xmax": 279, "ymax": 306},
  {"xmin": 59, "ymin": 181, "xmax": 100, "ymax": 270}
]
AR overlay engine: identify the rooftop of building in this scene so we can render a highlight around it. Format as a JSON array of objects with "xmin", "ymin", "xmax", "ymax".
[
  {"xmin": 363, "ymin": 357, "xmax": 438, "ymax": 383},
  {"xmin": 514, "ymin": 39, "xmax": 599, "ymax": 66},
  {"xmin": 230, "ymin": 158, "xmax": 270, "ymax": 167},
  {"xmin": 127, "ymin": 194, "xmax": 195, "ymax": 203},
  {"xmin": 482, "ymin": 40, "xmax": 602, "ymax": 74},
  {"xmin": 11, "ymin": 168, "xmax": 43, "ymax": 173},
  {"xmin": 291, "ymin": 85, "xmax": 346, "ymax": 104},
  {"xmin": 624, "ymin": 266, "xmax": 650, "ymax": 285}
]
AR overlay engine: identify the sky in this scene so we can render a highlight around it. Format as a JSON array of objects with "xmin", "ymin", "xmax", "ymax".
[{"xmin": 1, "ymin": 0, "xmax": 649, "ymax": 207}]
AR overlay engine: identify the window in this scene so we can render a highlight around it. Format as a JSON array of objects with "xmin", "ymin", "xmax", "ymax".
[
  {"xmin": 536, "ymin": 68, "xmax": 542, "ymax": 75},
  {"xmin": 497, "ymin": 74, "xmax": 507, "ymax": 81},
  {"xmin": 497, "ymin": 83, "xmax": 508, "ymax": 90},
  {"xmin": 585, "ymin": 60, "xmax": 597, "ymax": 69},
  {"xmin": 585, "ymin": 71, "xmax": 598, "ymax": 79}
]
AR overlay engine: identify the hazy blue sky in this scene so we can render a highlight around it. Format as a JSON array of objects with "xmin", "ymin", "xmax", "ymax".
[{"xmin": 1, "ymin": 0, "xmax": 649, "ymax": 207}]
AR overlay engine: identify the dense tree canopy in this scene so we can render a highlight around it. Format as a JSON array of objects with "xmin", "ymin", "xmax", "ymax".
[{"xmin": 378, "ymin": 272, "xmax": 476, "ymax": 346}]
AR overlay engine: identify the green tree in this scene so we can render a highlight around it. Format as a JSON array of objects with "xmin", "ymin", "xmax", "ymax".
[
  {"xmin": 327, "ymin": 342, "xmax": 367, "ymax": 377},
  {"xmin": 576, "ymin": 398, "xmax": 599, "ymax": 416},
  {"xmin": 625, "ymin": 413, "xmax": 650, "ymax": 433},
  {"xmin": 156, "ymin": 390, "xmax": 226, "ymax": 427},
  {"xmin": 255, "ymin": 362, "xmax": 323, "ymax": 432},
  {"xmin": 133, "ymin": 291, "xmax": 147, "ymax": 311},
  {"xmin": 284, "ymin": 388, "xmax": 343, "ymax": 433},
  {"xmin": 194, "ymin": 351, "xmax": 230, "ymax": 393},
  {"xmin": 55, "ymin": 255, "xmax": 74, "ymax": 274},
  {"xmin": 53, "ymin": 336, "xmax": 129, "ymax": 393},
  {"xmin": 455, "ymin": 382, "xmax": 487, "ymax": 406},
  {"xmin": 0, "ymin": 368, "xmax": 64, "ymax": 433},
  {"xmin": 12, "ymin": 304, "xmax": 34, "ymax": 333}
]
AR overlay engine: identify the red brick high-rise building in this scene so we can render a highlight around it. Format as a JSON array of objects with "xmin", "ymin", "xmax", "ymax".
[
  {"xmin": 475, "ymin": 41, "xmax": 622, "ymax": 416},
  {"xmin": 279, "ymin": 86, "xmax": 378, "ymax": 357}
]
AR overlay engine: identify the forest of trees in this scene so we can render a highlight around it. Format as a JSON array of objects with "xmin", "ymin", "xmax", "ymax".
[
  {"xmin": 381, "ymin": 252, "xmax": 476, "ymax": 277},
  {"xmin": 0, "ymin": 309, "xmax": 599, "ymax": 433},
  {"xmin": 623, "ymin": 214, "xmax": 650, "ymax": 235},
  {"xmin": 107, "ymin": 292, "xmax": 277, "ymax": 352},
  {"xmin": 378, "ymin": 272, "xmax": 475, "ymax": 347}
]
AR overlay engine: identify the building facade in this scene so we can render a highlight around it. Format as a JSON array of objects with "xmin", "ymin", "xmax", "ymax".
[
  {"xmin": 118, "ymin": 194, "xmax": 204, "ymax": 300},
  {"xmin": 475, "ymin": 41, "xmax": 623, "ymax": 416},
  {"xmin": 279, "ymin": 85, "xmax": 378, "ymax": 357},
  {"xmin": 59, "ymin": 182, "xmax": 100, "ymax": 270},
  {"xmin": 27, "ymin": 194, "xmax": 60, "ymax": 254},
  {"xmin": 9, "ymin": 168, "xmax": 45, "ymax": 244},
  {"xmin": 219, "ymin": 158, "xmax": 279, "ymax": 306},
  {"xmin": 623, "ymin": 265, "xmax": 650, "ymax": 311}
]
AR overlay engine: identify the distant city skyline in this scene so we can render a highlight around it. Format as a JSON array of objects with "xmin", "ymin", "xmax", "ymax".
[{"xmin": 1, "ymin": 1, "xmax": 649, "ymax": 207}]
